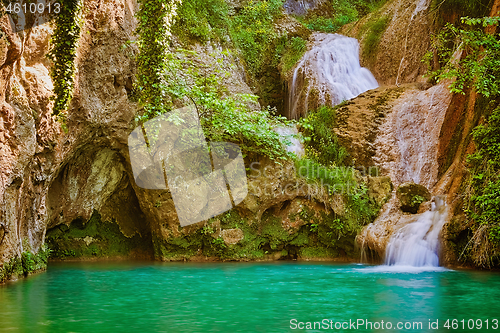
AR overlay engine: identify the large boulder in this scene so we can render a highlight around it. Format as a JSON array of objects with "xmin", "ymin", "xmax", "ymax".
[{"xmin": 396, "ymin": 182, "xmax": 431, "ymax": 214}]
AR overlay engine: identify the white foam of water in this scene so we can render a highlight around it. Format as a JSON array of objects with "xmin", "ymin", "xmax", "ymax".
[
  {"xmin": 274, "ymin": 126, "xmax": 305, "ymax": 158},
  {"xmin": 288, "ymin": 33, "xmax": 379, "ymax": 119},
  {"xmin": 356, "ymin": 265, "xmax": 450, "ymax": 274},
  {"xmin": 385, "ymin": 196, "xmax": 448, "ymax": 267}
]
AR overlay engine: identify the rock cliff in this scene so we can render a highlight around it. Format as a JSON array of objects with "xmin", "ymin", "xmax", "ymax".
[{"xmin": 0, "ymin": 0, "xmax": 495, "ymax": 282}]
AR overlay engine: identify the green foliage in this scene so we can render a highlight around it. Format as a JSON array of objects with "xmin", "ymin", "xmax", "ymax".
[
  {"xmin": 425, "ymin": 17, "xmax": 500, "ymax": 98},
  {"xmin": 466, "ymin": 106, "xmax": 500, "ymax": 226},
  {"xmin": 295, "ymin": 158, "xmax": 357, "ymax": 194},
  {"xmin": 462, "ymin": 104, "xmax": 500, "ymax": 266},
  {"xmin": 135, "ymin": 0, "xmax": 294, "ymax": 160},
  {"xmin": 201, "ymin": 224, "xmax": 215, "ymax": 236},
  {"xmin": 411, "ymin": 194, "xmax": 426, "ymax": 206},
  {"xmin": 135, "ymin": 0, "xmax": 179, "ymax": 118},
  {"xmin": 274, "ymin": 36, "xmax": 308, "ymax": 74},
  {"xmin": 301, "ymin": 15, "xmax": 354, "ymax": 33},
  {"xmin": 212, "ymin": 237, "xmax": 227, "ymax": 249},
  {"xmin": 427, "ymin": 16, "xmax": 500, "ymax": 266},
  {"xmin": 299, "ymin": 105, "xmax": 348, "ymax": 166},
  {"xmin": 490, "ymin": 224, "xmax": 500, "ymax": 244},
  {"xmin": 296, "ymin": 104, "xmax": 379, "ymax": 229},
  {"xmin": 21, "ymin": 244, "xmax": 51, "ymax": 273},
  {"xmin": 297, "ymin": 0, "xmax": 388, "ymax": 33},
  {"xmin": 172, "ymin": 0, "xmax": 230, "ymax": 43},
  {"xmin": 362, "ymin": 15, "xmax": 390, "ymax": 61},
  {"xmin": 468, "ymin": 106, "xmax": 500, "ymax": 169},
  {"xmin": 229, "ymin": 0, "xmax": 284, "ymax": 75},
  {"xmin": 136, "ymin": 48, "xmax": 292, "ymax": 160},
  {"xmin": 299, "ymin": 0, "xmax": 359, "ymax": 33},
  {"xmin": 47, "ymin": 0, "xmax": 82, "ymax": 121},
  {"xmin": 46, "ymin": 211, "xmax": 151, "ymax": 259},
  {"xmin": 0, "ymin": 256, "xmax": 22, "ymax": 283},
  {"xmin": 172, "ymin": 0, "xmax": 306, "ymax": 77},
  {"xmin": 344, "ymin": 182, "xmax": 379, "ymax": 226}
]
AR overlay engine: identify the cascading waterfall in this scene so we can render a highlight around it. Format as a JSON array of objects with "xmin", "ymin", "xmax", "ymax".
[
  {"xmin": 356, "ymin": 75, "xmax": 453, "ymax": 268},
  {"xmin": 385, "ymin": 196, "xmax": 448, "ymax": 267},
  {"xmin": 288, "ymin": 33, "xmax": 379, "ymax": 119}
]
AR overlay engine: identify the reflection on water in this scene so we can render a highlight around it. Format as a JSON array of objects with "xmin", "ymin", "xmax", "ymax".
[{"xmin": 0, "ymin": 262, "xmax": 499, "ymax": 332}]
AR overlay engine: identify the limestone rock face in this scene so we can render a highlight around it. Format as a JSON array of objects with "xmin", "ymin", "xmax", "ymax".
[
  {"xmin": 396, "ymin": 182, "xmax": 431, "ymax": 214},
  {"xmin": 222, "ymin": 228, "xmax": 244, "ymax": 245},
  {"xmin": 333, "ymin": 86, "xmax": 405, "ymax": 168},
  {"xmin": 0, "ymin": 0, "xmax": 150, "ymax": 273},
  {"xmin": 0, "ymin": 16, "xmax": 58, "ymax": 265},
  {"xmin": 366, "ymin": 176, "xmax": 393, "ymax": 207},
  {"xmin": 342, "ymin": 0, "xmax": 433, "ymax": 86}
]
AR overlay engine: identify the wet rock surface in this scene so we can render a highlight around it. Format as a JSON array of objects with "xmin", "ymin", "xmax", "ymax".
[
  {"xmin": 396, "ymin": 182, "xmax": 431, "ymax": 214},
  {"xmin": 342, "ymin": 0, "xmax": 432, "ymax": 86}
]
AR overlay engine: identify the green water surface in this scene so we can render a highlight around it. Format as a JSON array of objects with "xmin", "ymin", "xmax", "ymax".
[{"xmin": 0, "ymin": 262, "xmax": 499, "ymax": 332}]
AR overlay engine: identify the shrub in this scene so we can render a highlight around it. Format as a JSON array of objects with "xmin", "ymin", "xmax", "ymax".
[
  {"xmin": 425, "ymin": 17, "xmax": 500, "ymax": 98},
  {"xmin": 229, "ymin": 0, "xmax": 284, "ymax": 75},
  {"xmin": 302, "ymin": 15, "xmax": 354, "ymax": 33},
  {"xmin": 275, "ymin": 36, "xmax": 308, "ymax": 74},
  {"xmin": 299, "ymin": 105, "xmax": 348, "ymax": 166},
  {"xmin": 429, "ymin": 17, "xmax": 500, "ymax": 267},
  {"xmin": 297, "ymin": 0, "xmax": 388, "ymax": 33},
  {"xmin": 171, "ymin": 0, "xmax": 230, "ymax": 43}
]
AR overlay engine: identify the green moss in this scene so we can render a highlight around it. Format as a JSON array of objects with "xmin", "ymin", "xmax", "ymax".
[
  {"xmin": 289, "ymin": 228, "xmax": 310, "ymax": 247},
  {"xmin": 362, "ymin": 15, "xmax": 390, "ymax": 63},
  {"xmin": 275, "ymin": 36, "xmax": 308, "ymax": 75},
  {"xmin": 261, "ymin": 216, "xmax": 291, "ymax": 250},
  {"xmin": 46, "ymin": 210, "xmax": 152, "ymax": 259},
  {"xmin": 0, "ymin": 257, "xmax": 23, "ymax": 283},
  {"xmin": 299, "ymin": 247, "xmax": 339, "ymax": 258},
  {"xmin": 0, "ymin": 244, "xmax": 51, "ymax": 283},
  {"xmin": 153, "ymin": 204, "xmax": 371, "ymax": 262}
]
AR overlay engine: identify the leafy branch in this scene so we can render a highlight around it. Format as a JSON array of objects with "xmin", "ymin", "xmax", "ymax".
[
  {"xmin": 424, "ymin": 16, "xmax": 500, "ymax": 98},
  {"xmin": 47, "ymin": 0, "xmax": 82, "ymax": 121}
]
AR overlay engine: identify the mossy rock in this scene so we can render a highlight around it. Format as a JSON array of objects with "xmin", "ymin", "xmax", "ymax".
[
  {"xmin": 396, "ymin": 182, "xmax": 431, "ymax": 214},
  {"xmin": 46, "ymin": 210, "xmax": 153, "ymax": 259}
]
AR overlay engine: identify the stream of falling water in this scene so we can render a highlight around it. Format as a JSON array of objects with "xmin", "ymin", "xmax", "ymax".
[
  {"xmin": 385, "ymin": 196, "xmax": 448, "ymax": 267},
  {"xmin": 289, "ymin": 30, "xmax": 450, "ymax": 268},
  {"xmin": 288, "ymin": 33, "xmax": 378, "ymax": 119}
]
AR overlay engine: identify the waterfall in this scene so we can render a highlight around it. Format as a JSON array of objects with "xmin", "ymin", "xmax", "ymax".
[
  {"xmin": 288, "ymin": 33, "xmax": 379, "ymax": 119},
  {"xmin": 385, "ymin": 196, "xmax": 448, "ymax": 267}
]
